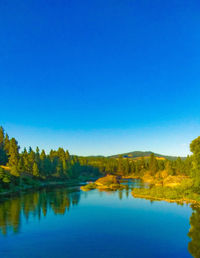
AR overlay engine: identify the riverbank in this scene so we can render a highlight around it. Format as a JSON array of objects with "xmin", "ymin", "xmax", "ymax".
[
  {"xmin": 141, "ymin": 173, "xmax": 190, "ymax": 186},
  {"xmin": 132, "ymin": 193, "xmax": 200, "ymax": 207},
  {"xmin": 0, "ymin": 175, "xmax": 97, "ymax": 198},
  {"xmin": 128, "ymin": 173, "xmax": 200, "ymax": 207},
  {"xmin": 132, "ymin": 186, "xmax": 200, "ymax": 207}
]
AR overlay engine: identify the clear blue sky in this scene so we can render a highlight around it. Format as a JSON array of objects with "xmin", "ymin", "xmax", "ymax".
[{"xmin": 1, "ymin": 0, "xmax": 200, "ymax": 156}]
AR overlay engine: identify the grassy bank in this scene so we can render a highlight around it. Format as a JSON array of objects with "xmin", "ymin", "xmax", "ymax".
[{"xmin": 132, "ymin": 185, "xmax": 200, "ymax": 207}]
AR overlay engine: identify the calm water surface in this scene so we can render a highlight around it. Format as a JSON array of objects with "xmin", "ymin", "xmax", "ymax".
[{"xmin": 0, "ymin": 179, "xmax": 199, "ymax": 258}]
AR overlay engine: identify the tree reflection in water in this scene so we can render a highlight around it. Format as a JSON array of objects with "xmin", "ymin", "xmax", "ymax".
[
  {"xmin": 0, "ymin": 187, "xmax": 81, "ymax": 235},
  {"xmin": 1, "ymin": 179, "xmax": 199, "ymax": 258},
  {"xmin": 188, "ymin": 206, "xmax": 200, "ymax": 258}
]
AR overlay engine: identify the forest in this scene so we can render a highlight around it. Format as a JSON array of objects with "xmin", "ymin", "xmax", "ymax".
[{"xmin": 0, "ymin": 126, "xmax": 200, "ymax": 198}]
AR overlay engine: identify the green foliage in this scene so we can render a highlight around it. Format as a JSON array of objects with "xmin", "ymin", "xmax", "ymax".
[
  {"xmin": 2, "ymin": 175, "xmax": 10, "ymax": 184},
  {"xmin": 0, "ymin": 127, "xmax": 9, "ymax": 165},
  {"xmin": 10, "ymin": 166, "xmax": 20, "ymax": 177},
  {"xmin": 1, "ymin": 125, "xmax": 200, "ymax": 199},
  {"xmin": 33, "ymin": 162, "xmax": 39, "ymax": 177},
  {"xmin": 132, "ymin": 178, "xmax": 200, "ymax": 204},
  {"xmin": 190, "ymin": 136, "xmax": 200, "ymax": 191},
  {"xmin": 149, "ymin": 153, "xmax": 158, "ymax": 176},
  {"xmin": 7, "ymin": 138, "xmax": 19, "ymax": 167},
  {"xmin": 81, "ymin": 182, "xmax": 96, "ymax": 191},
  {"xmin": 110, "ymin": 151, "xmax": 183, "ymax": 160},
  {"xmin": 0, "ymin": 167, "xmax": 4, "ymax": 179}
]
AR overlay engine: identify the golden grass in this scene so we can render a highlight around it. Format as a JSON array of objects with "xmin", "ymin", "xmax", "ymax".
[{"xmin": 0, "ymin": 165, "xmax": 10, "ymax": 171}]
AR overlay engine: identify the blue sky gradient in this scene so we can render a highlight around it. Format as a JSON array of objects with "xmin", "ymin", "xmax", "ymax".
[{"xmin": 1, "ymin": 0, "xmax": 200, "ymax": 156}]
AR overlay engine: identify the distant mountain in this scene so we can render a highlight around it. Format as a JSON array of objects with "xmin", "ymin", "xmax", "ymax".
[{"xmin": 108, "ymin": 151, "xmax": 186, "ymax": 161}]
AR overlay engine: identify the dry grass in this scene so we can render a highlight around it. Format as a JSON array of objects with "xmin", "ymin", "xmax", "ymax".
[{"xmin": 0, "ymin": 165, "xmax": 10, "ymax": 171}]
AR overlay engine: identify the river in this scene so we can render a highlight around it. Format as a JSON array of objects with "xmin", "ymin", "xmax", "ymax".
[{"xmin": 0, "ymin": 179, "xmax": 198, "ymax": 258}]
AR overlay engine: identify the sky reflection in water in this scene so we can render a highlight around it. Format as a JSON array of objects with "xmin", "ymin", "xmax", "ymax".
[{"xmin": 0, "ymin": 179, "xmax": 198, "ymax": 258}]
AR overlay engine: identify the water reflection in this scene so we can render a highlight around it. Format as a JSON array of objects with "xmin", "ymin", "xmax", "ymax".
[
  {"xmin": 188, "ymin": 206, "xmax": 200, "ymax": 258},
  {"xmin": 0, "ymin": 186, "xmax": 80, "ymax": 236},
  {"xmin": 0, "ymin": 179, "xmax": 199, "ymax": 258},
  {"xmin": 0, "ymin": 179, "xmax": 138, "ymax": 236}
]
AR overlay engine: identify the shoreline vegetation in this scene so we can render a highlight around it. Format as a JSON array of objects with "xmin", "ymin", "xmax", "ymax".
[
  {"xmin": 0, "ymin": 175, "xmax": 97, "ymax": 198},
  {"xmin": 132, "ymin": 174, "xmax": 200, "ymax": 207},
  {"xmin": 1, "ymin": 125, "xmax": 200, "ymax": 207},
  {"xmin": 132, "ymin": 192, "xmax": 200, "ymax": 207},
  {"xmin": 81, "ymin": 174, "xmax": 200, "ymax": 207},
  {"xmin": 80, "ymin": 175, "xmax": 126, "ymax": 191}
]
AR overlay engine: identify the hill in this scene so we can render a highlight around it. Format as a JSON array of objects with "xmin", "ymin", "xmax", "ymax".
[{"xmin": 108, "ymin": 151, "xmax": 186, "ymax": 161}]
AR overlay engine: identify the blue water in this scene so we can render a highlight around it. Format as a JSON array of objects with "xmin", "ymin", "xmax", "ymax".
[{"xmin": 0, "ymin": 180, "xmax": 196, "ymax": 258}]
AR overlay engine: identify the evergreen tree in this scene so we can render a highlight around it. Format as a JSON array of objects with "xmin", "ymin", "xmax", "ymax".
[
  {"xmin": 149, "ymin": 153, "xmax": 158, "ymax": 176},
  {"xmin": 33, "ymin": 162, "xmax": 39, "ymax": 177},
  {"xmin": 28, "ymin": 150, "xmax": 36, "ymax": 174},
  {"xmin": 117, "ymin": 155, "xmax": 123, "ymax": 175},
  {"xmin": 124, "ymin": 158, "xmax": 130, "ymax": 176},
  {"xmin": 175, "ymin": 157, "xmax": 183, "ymax": 175},
  {"xmin": 35, "ymin": 147, "xmax": 41, "ymax": 167},
  {"xmin": 4, "ymin": 133, "xmax": 10, "ymax": 153},
  {"xmin": 0, "ymin": 127, "xmax": 8, "ymax": 165},
  {"xmin": 140, "ymin": 157, "xmax": 146, "ymax": 170},
  {"xmin": 7, "ymin": 138, "xmax": 19, "ymax": 168},
  {"xmin": 17, "ymin": 157, "xmax": 24, "ymax": 174},
  {"xmin": 10, "ymin": 165, "xmax": 19, "ymax": 177},
  {"xmin": 0, "ymin": 126, "xmax": 4, "ymax": 149},
  {"xmin": 40, "ymin": 150, "xmax": 46, "ymax": 176},
  {"xmin": 65, "ymin": 150, "xmax": 70, "ymax": 160},
  {"xmin": 165, "ymin": 160, "xmax": 174, "ymax": 176},
  {"xmin": 22, "ymin": 148, "xmax": 29, "ymax": 172},
  {"xmin": 190, "ymin": 137, "xmax": 200, "ymax": 189}
]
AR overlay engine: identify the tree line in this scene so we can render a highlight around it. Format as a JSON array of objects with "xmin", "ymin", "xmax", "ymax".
[
  {"xmin": 0, "ymin": 127, "xmax": 100, "ymax": 190},
  {"xmin": 79, "ymin": 153, "xmax": 192, "ymax": 178},
  {"xmin": 1, "ymin": 125, "xmax": 200, "ymax": 193}
]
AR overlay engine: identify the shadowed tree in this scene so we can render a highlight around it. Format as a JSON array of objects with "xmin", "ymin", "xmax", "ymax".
[{"xmin": 190, "ymin": 137, "xmax": 200, "ymax": 190}]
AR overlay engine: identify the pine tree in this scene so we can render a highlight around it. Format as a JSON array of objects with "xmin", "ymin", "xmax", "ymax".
[
  {"xmin": 33, "ymin": 162, "xmax": 39, "ymax": 177},
  {"xmin": 40, "ymin": 149, "xmax": 46, "ymax": 175},
  {"xmin": 56, "ymin": 161, "xmax": 63, "ymax": 176},
  {"xmin": 130, "ymin": 161, "xmax": 136, "ymax": 174},
  {"xmin": 57, "ymin": 148, "xmax": 65, "ymax": 160},
  {"xmin": 165, "ymin": 160, "xmax": 174, "ymax": 176},
  {"xmin": 35, "ymin": 147, "xmax": 40, "ymax": 167},
  {"xmin": 65, "ymin": 150, "xmax": 70, "ymax": 160},
  {"xmin": 0, "ymin": 126, "xmax": 4, "ymax": 148},
  {"xmin": 62, "ymin": 160, "xmax": 67, "ymax": 175},
  {"xmin": 22, "ymin": 148, "xmax": 29, "ymax": 172},
  {"xmin": 124, "ymin": 158, "xmax": 130, "ymax": 176},
  {"xmin": 10, "ymin": 165, "xmax": 19, "ymax": 176},
  {"xmin": 175, "ymin": 157, "xmax": 183, "ymax": 175},
  {"xmin": 4, "ymin": 133, "xmax": 10, "ymax": 152},
  {"xmin": 17, "ymin": 157, "xmax": 24, "ymax": 174},
  {"xmin": 149, "ymin": 153, "xmax": 158, "ymax": 176},
  {"xmin": 140, "ymin": 157, "xmax": 146, "ymax": 171},
  {"xmin": 7, "ymin": 138, "xmax": 19, "ymax": 168},
  {"xmin": 0, "ymin": 127, "xmax": 8, "ymax": 165},
  {"xmin": 190, "ymin": 136, "xmax": 200, "ymax": 189},
  {"xmin": 117, "ymin": 155, "xmax": 123, "ymax": 174},
  {"xmin": 28, "ymin": 150, "xmax": 36, "ymax": 174}
]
